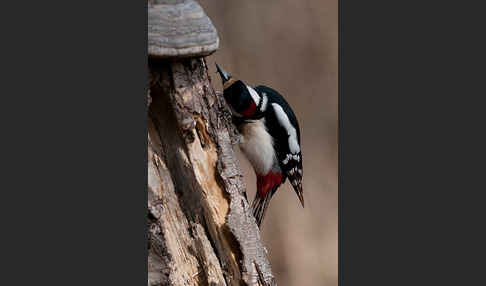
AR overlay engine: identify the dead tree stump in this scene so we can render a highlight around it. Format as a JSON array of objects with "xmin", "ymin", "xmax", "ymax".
[{"xmin": 147, "ymin": 1, "xmax": 275, "ymax": 285}]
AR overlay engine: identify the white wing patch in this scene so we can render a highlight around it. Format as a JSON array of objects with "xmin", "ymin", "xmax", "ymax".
[{"xmin": 272, "ymin": 103, "xmax": 300, "ymax": 153}]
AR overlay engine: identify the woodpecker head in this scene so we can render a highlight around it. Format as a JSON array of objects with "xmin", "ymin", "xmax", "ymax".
[{"xmin": 216, "ymin": 63, "xmax": 262, "ymax": 118}]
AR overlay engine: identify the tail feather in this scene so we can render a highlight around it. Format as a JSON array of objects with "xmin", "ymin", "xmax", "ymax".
[{"xmin": 251, "ymin": 190, "xmax": 274, "ymax": 228}]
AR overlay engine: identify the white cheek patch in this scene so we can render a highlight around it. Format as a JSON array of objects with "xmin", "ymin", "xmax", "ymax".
[
  {"xmin": 272, "ymin": 103, "xmax": 300, "ymax": 153},
  {"xmin": 246, "ymin": 85, "xmax": 261, "ymax": 106}
]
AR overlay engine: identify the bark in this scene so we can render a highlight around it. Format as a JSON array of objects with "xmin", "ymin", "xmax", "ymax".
[{"xmin": 147, "ymin": 57, "xmax": 276, "ymax": 286}]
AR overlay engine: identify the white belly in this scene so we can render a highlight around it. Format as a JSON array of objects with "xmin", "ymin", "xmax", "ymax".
[{"xmin": 238, "ymin": 119, "xmax": 276, "ymax": 175}]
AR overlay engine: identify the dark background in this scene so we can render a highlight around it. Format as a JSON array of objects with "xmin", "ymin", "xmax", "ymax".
[{"xmin": 200, "ymin": 1, "xmax": 338, "ymax": 285}]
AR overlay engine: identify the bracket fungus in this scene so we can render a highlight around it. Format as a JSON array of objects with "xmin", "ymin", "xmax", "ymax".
[{"xmin": 148, "ymin": 0, "xmax": 220, "ymax": 59}]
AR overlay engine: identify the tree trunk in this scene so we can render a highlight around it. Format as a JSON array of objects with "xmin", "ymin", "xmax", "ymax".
[{"xmin": 147, "ymin": 58, "xmax": 276, "ymax": 286}]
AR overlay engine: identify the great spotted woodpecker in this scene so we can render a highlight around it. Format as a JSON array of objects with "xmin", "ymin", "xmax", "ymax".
[{"xmin": 216, "ymin": 63, "xmax": 304, "ymax": 227}]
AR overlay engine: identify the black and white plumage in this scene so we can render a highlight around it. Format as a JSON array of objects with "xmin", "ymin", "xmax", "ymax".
[
  {"xmin": 254, "ymin": 85, "xmax": 303, "ymax": 191},
  {"xmin": 216, "ymin": 63, "xmax": 304, "ymax": 227}
]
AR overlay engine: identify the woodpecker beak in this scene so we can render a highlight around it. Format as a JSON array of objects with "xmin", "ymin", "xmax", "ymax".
[{"xmin": 215, "ymin": 63, "xmax": 232, "ymax": 85}]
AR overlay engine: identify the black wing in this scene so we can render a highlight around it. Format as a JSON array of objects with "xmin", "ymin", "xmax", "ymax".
[{"xmin": 255, "ymin": 86, "xmax": 304, "ymax": 206}]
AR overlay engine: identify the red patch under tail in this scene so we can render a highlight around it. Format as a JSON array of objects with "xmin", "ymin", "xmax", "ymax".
[{"xmin": 251, "ymin": 172, "xmax": 283, "ymax": 227}]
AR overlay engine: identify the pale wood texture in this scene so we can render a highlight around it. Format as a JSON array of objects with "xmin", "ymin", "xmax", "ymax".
[
  {"xmin": 148, "ymin": 0, "xmax": 219, "ymax": 59},
  {"xmin": 148, "ymin": 57, "xmax": 276, "ymax": 286}
]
